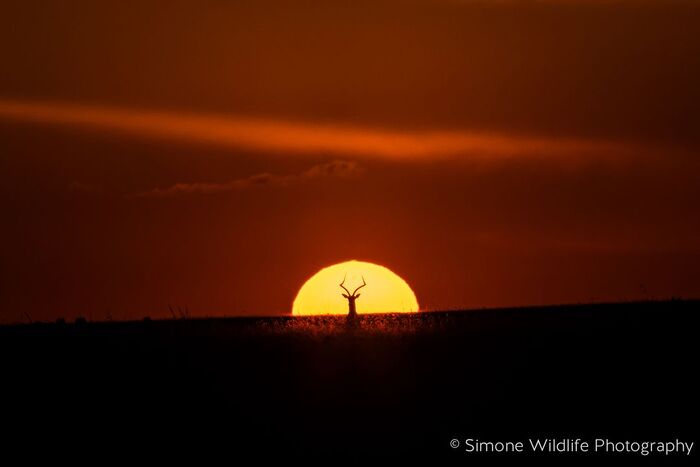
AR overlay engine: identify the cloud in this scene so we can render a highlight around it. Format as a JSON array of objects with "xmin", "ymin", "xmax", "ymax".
[
  {"xmin": 133, "ymin": 160, "xmax": 362, "ymax": 198},
  {"xmin": 0, "ymin": 99, "xmax": 640, "ymax": 163}
]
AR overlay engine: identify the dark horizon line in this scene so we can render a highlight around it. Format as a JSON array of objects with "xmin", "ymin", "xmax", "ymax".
[{"xmin": 2, "ymin": 297, "xmax": 696, "ymax": 328}]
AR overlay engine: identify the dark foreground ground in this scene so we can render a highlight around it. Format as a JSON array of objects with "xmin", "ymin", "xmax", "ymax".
[{"xmin": 1, "ymin": 301, "xmax": 698, "ymax": 461}]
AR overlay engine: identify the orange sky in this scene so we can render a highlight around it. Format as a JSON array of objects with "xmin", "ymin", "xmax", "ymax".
[{"xmin": 1, "ymin": 0, "xmax": 699, "ymax": 321}]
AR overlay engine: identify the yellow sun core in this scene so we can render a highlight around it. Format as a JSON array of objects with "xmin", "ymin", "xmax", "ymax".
[{"xmin": 292, "ymin": 260, "xmax": 419, "ymax": 316}]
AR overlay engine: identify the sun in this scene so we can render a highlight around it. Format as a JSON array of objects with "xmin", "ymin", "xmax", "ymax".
[{"xmin": 292, "ymin": 260, "xmax": 419, "ymax": 316}]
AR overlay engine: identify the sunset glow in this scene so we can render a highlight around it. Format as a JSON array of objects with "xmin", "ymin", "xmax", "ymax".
[
  {"xmin": 2, "ymin": 0, "xmax": 699, "ymax": 321},
  {"xmin": 292, "ymin": 261, "xmax": 419, "ymax": 316}
]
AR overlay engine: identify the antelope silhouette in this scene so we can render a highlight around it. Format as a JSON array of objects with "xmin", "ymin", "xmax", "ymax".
[{"xmin": 339, "ymin": 274, "xmax": 366, "ymax": 318}]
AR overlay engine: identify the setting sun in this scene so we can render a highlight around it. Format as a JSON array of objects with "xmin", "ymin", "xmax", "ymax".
[{"xmin": 292, "ymin": 260, "xmax": 419, "ymax": 316}]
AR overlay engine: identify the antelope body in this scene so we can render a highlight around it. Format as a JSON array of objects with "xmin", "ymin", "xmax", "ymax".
[{"xmin": 339, "ymin": 275, "xmax": 366, "ymax": 318}]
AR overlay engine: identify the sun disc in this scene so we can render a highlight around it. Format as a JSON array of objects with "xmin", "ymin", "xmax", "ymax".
[{"xmin": 292, "ymin": 260, "xmax": 419, "ymax": 316}]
